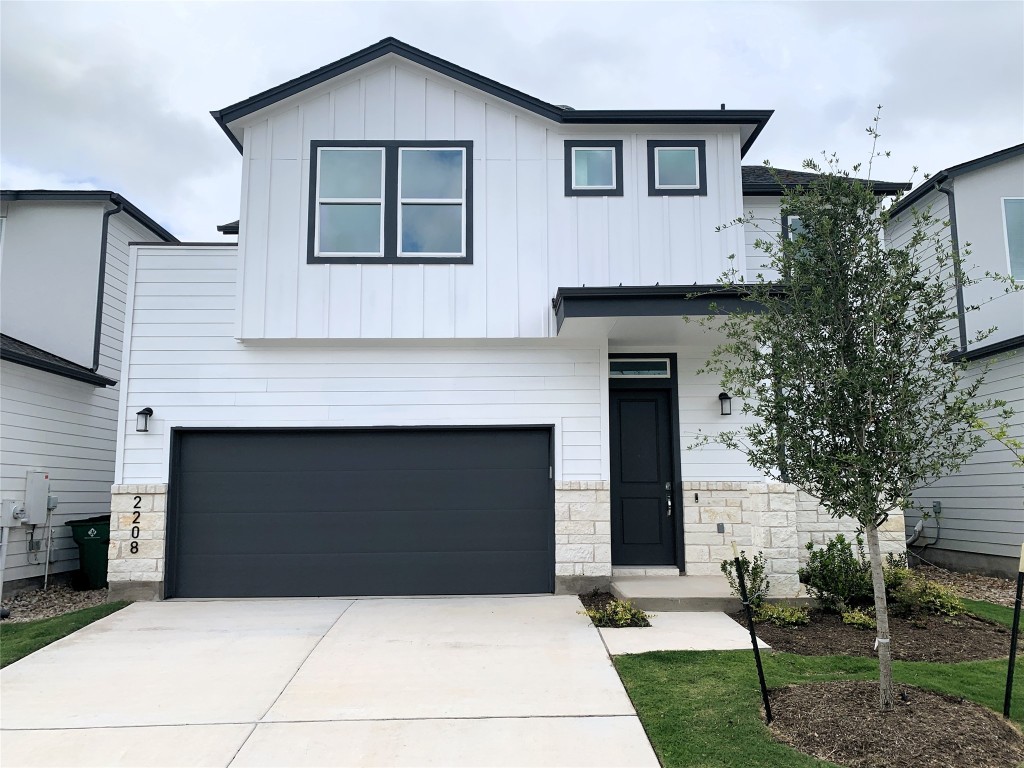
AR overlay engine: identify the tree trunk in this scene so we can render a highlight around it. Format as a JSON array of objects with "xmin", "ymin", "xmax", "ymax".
[{"xmin": 865, "ymin": 521, "xmax": 895, "ymax": 712}]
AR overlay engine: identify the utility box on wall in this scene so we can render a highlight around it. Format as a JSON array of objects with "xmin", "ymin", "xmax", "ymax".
[{"xmin": 23, "ymin": 471, "xmax": 51, "ymax": 525}]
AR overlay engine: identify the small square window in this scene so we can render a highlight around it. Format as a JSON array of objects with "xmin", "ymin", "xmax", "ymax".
[
  {"xmin": 564, "ymin": 140, "xmax": 624, "ymax": 197},
  {"xmin": 647, "ymin": 140, "xmax": 707, "ymax": 196}
]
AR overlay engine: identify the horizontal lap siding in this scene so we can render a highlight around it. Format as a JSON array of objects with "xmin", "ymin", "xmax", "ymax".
[
  {"xmin": 122, "ymin": 246, "xmax": 603, "ymax": 484},
  {"xmin": 742, "ymin": 196, "xmax": 781, "ymax": 283},
  {"xmin": 908, "ymin": 353, "xmax": 1024, "ymax": 559}
]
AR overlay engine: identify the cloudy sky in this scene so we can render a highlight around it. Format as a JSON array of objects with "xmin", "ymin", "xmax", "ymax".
[{"xmin": 2, "ymin": 1, "xmax": 1021, "ymax": 240}]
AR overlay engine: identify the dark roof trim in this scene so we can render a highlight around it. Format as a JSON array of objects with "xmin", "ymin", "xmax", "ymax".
[
  {"xmin": 211, "ymin": 37, "xmax": 773, "ymax": 157},
  {"xmin": 889, "ymin": 143, "xmax": 1024, "ymax": 218},
  {"xmin": 950, "ymin": 334, "xmax": 1024, "ymax": 363},
  {"xmin": 0, "ymin": 190, "xmax": 177, "ymax": 242},
  {"xmin": 552, "ymin": 284, "xmax": 780, "ymax": 332},
  {"xmin": 1, "ymin": 335, "xmax": 116, "ymax": 387},
  {"xmin": 217, "ymin": 220, "xmax": 239, "ymax": 235},
  {"xmin": 740, "ymin": 166, "xmax": 910, "ymax": 196}
]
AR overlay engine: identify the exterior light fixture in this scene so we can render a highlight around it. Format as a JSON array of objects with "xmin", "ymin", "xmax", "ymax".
[
  {"xmin": 136, "ymin": 407, "xmax": 154, "ymax": 432},
  {"xmin": 718, "ymin": 392, "xmax": 732, "ymax": 416}
]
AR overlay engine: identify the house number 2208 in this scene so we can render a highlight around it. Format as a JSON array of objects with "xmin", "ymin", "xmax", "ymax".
[{"xmin": 130, "ymin": 496, "xmax": 142, "ymax": 554}]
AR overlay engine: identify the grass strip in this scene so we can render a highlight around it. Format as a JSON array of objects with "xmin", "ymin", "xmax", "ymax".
[{"xmin": 1, "ymin": 602, "xmax": 129, "ymax": 668}]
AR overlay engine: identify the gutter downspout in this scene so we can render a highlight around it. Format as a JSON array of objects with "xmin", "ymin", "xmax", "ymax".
[
  {"xmin": 92, "ymin": 202, "xmax": 122, "ymax": 372},
  {"xmin": 938, "ymin": 183, "xmax": 968, "ymax": 352}
]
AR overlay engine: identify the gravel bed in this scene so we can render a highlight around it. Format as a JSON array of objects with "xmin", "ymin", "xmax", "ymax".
[
  {"xmin": 1, "ymin": 585, "xmax": 109, "ymax": 623},
  {"xmin": 913, "ymin": 562, "xmax": 1017, "ymax": 607}
]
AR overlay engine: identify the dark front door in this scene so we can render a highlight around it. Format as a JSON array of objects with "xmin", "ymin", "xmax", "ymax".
[{"xmin": 610, "ymin": 389, "xmax": 675, "ymax": 565}]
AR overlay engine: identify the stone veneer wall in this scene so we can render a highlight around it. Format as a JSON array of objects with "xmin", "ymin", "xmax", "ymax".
[
  {"xmin": 107, "ymin": 484, "xmax": 168, "ymax": 601},
  {"xmin": 554, "ymin": 481, "xmax": 612, "ymax": 593},
  {"xmin": 683, "ymin": 481, "xmax": 906, "ymax": 596}
]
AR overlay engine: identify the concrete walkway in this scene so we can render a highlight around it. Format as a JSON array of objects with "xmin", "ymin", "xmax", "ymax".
[
  {"xmin": 600, "ymin": 611, "xmax": 770, "ymax": 655},
  {"xmin": 1, "ymin": 596, "xmax": 658, "ymax": 767}
]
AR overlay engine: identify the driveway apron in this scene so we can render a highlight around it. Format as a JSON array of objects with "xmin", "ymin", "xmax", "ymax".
[{"xmin": 1, "ymin": 595, "xmax": 658, "ymax": 767}]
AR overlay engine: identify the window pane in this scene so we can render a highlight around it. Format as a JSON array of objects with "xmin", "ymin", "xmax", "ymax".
[
  {"xmin": 1005, "ymin": 198, "xmax": 1024, "ymax": 278},
  {"xmin": 574, "ymin": 148, "xmax": 614, "ymax": 188},
  {"xmin": 609, "ymin": 360, "xmax": 670, "ymax": 377},
  {"xmin": 319, "ymin": 149, "xmax": 382, "ymax": 199},
  {"xmin": 401, "ymin": 149, "xmax": 464, "ymax": 200},
  {"xmin": 319, "ymin": 204, "xmax": 381, "ymax": 253},
  {"xmin": 401, "ymin": 204, "xmax": 462, "ymax": 254},
  {"xmin": 657, "ymin": 148, "xmax": 698, "ymax": 187},
  {"xmin": 787, "ymin": 216, "xmax": 805, "ymax": 240}
]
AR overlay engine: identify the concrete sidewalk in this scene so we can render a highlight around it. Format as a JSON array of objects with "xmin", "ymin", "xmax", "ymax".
[{"xmin": 1, "ymin": 596, "xmax": 658, "ymax": 767}]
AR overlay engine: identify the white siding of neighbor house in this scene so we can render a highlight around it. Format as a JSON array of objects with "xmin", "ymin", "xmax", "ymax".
[
  {"xmin": 741, "ymin": 196, "xmax": 782, "ymax": 283},
  {"xmin": 907, "ymin": 351, "xmax": 1024, "ymax": 561},
  {"xmin": 117, "ymin": 245, "xmax": 608, "ymax": 485},
  {"xmin": 233, "ymin": 57, "xmax": 746, "ymax": 341},
  {"xmin": 1, "ymin": 209, "xmax": 158, "ymax": 584}
]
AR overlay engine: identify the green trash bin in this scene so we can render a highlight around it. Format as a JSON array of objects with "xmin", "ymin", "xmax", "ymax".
[{"xmin": 65, "ymin": 515, "xmax": 111, "ymax": 590}]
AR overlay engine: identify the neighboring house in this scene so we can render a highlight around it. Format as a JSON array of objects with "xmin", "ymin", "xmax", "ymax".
[
  {"xmin": 886, "ymin": 144, "xmax": 1024, "ymax": 578},
  {"xmin": 0, "ymin": 191, "xmax": 175, "ymax": 591},
  {"xmin": 107, "ymin": 38, "xmax": 909, "ymax": 602}
]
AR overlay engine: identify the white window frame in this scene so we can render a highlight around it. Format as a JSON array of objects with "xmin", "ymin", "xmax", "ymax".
[
  {"xmin": 608, "ymin": 357, "xmax": 672, "ymax": 379},
  {"xmin": 571, "ymin": 146, "xmax": 617, "ymax": 191},
  {"xmin": 397, "ymin": 146, "xmax": 468, "ymax": 258},
  {"xmin": 1002, "ymin": 196, "xmax": 1024, "ymax": 278},
  {"xmin": 653, "ymin": 146, "xmax": 701, "ymax": 191},
  {"xmin": 314, "ymin": 146, "xmax": 386, "ymax": 258}
]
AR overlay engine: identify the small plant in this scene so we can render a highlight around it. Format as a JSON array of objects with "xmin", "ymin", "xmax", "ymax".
[
  {"xmin": 798, "ymin": 534, "xmax": 873, "ymax": 613},
  {"xmin": 581, "ymin": 599, "xmax": 652, "ymax": 628},
  {"xmin": 721, "ymin": 549, "xmax": 770, "ymax": 608},
  {"xmin": 889, "ymin": 573, "xmax": 964, "ymax": 618},
  {"xmin": 753, "ymin": 603, "xmax": 810, "ymax": 627},
  {"xmin": 841, "ymin": 608, "xmax": 877, "ymax": 630}
]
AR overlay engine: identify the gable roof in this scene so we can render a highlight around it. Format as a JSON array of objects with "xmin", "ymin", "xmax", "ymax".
[
  {"xmin": 741, "ymin": 166, "xmax": 910, "ymax": 196},
  {"xmin": 0, "ymin": 190, "xmax": 177, "ymax": 242},
  {"xmin": 0, "ymin": 334, "xmax": 116, "ymax": 387},
  {"xmin": 211, "ymin": 37, "xmax": 773, "ymax": 157},
  {"xmin": 888, "ymin": 143, "xmax": 1024, "ymax": 217}
]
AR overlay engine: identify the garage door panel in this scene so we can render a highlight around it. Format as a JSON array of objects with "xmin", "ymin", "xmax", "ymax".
[
  {"xmin": 177, "ymin": 468, "xmax": 552, "ymax": 513},
  {"xmin": 169, "ymin": 428, "xmax": 554, "ymax": 597},
  {"xmin": 175, "ymin": 507, "xmax": 551, "ymax": 556}
]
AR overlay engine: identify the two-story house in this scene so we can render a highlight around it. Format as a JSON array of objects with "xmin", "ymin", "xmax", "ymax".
[
  {"xmin": 886, "ymin": 144, "xmax": 1024, "ymax": 578},
  {"xmin": 106, "ymin": 38, "xmax": 909, "ymax": 601},
  {"xmin": 0, "ymin": 191, "xmax": 175, "ymax": 594}
]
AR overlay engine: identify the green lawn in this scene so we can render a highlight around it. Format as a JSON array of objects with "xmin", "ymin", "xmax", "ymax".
[
  {"xmin": 614, "ymin": 600, "xmax": 1022, "ymax": 768},
  {"xmin": 964, "ymin": 597, "xmax": 1019, "ymax": 629},
  {"xmin": 1, "ymin": 602, "xmax": 129, "ymax": 668}
]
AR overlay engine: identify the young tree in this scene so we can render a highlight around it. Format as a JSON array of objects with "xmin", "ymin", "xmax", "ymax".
[{"xmin": 697, "ymin": 140, "xmax": 1016, "ymax": 711}]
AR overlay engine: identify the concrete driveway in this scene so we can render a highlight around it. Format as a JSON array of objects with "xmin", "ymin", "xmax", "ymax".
[{"xmin": 1, "ymin": 596, "xmax": 658, "ymax": 767}]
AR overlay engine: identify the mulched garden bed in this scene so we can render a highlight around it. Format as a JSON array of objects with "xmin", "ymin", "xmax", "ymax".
[
  {"xmin": 914, "ymin": 562, "xmax": 1017, "ymax": 608},
  {"xmin": 732, "ymin": 610, "xmax": 1011, "ymax": 662},
  {"xmin": 1, "ymin": 585, "xmax": 109, "ymax": 624},
  {"xmin": 769, "ymin": 680, "xmax": 1024, "ymax": 768},
  {"xmin": 579, "ymin": 590, "xmax": 616, "ymax": 612}
]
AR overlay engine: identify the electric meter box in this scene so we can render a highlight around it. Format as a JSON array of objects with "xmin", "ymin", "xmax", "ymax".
[{"xmin": 24, "ymin": 470, "xmax": 51, "ymax": 525}]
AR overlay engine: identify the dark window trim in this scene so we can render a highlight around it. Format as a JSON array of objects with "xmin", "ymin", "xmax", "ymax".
[
  {"xmin": 306, "ymin": 140, "xmax": 473, "ymax": 265},
  {"xmin": 564, "ymin": 140, "xmax": 624, "ymax": 197},
  {"xmin": 781, "ymin": 214, "xmax": 802, "ymax": 241},
  {"xmin": 608, "ymin": 352, "xmax": 684, "ymax": 568},
  {"xmin": 647, "ymin": 140, "xmax": 707, "ymax": 197}
]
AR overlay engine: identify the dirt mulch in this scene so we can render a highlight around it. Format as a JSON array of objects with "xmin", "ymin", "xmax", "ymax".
[
  {"xmin": 770, "ymin": 680, "xmax": 1024, "ymax": 768},
  {"xmin": 914, "ymin": 562, "xmax": 1017, "ymax": 608},
  {"xmin": 1, "ymin": 585, "xmax": 109, "ymax": 624},
  {"xmin": 734, "ymin": 610, "xmax": 1011, "ymax": 662},
  {"xmin": 578, "ymin": 590, "xmax": 617, "ymax": 612}
]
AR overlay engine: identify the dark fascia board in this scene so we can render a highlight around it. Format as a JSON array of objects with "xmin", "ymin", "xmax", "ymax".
[
  {"xmin": 950, "ymin": 334, "xmax": 1024, "ymax": 363},
  {"xmin": 0, "ymin": 190, "xmax": 177, "ymax": 242},
  {"xmin": 552, "ymin": 284, "xmax": 782, "ymax": 332},
  {"xmin": 889, "ymin": 143, "xmax": 1024, "ymax": 218},
  {"xmin": 210, "ymin": 37, "xmax": 773, "ymax": 157},
  {"xmin": 1, "ymin": 338, "xmax": 116, "ymax": 387},
  {"xmin": 742, "ymin": 180, "xmax": 911, "ymax": 197},
  {"xmin": 217, "ymin": 220, "xmax": 240, "ymax": 235}
]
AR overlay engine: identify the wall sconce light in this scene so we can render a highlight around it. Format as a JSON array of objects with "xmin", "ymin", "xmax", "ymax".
[
  {"xmin": 136, "ymin": 407, "xmax": 154, "ymax": 432},
  {"xmin": 718, "ymin": 392, "xmax": 732, "ymax": 416}
]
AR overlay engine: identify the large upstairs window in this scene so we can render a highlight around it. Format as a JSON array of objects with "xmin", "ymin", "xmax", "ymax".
[{"xmin": 309, "ymin": 140, "xmax": 472, "ymax": 264}]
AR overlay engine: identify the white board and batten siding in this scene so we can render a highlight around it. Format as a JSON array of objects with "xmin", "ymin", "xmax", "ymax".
[
  {"xmin": 1, "ymin": 210, "xmax": 158, "ymax": 583},
  {"xmin": 117, "ymin": 245, "xmax": 609, "ymax": 486},
  {"xmin": 234, "ymin": 57, "xmax": 747, "ymax": 341}
]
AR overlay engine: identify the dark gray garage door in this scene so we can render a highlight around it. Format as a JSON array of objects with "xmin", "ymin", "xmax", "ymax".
[{"xmin": 166, "ymin": 427, "xmax": 554, "ymax": 598}]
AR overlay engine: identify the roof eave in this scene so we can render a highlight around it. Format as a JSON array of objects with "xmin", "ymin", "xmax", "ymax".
[{"xmin": 0, "ymin": 190, "xmax": 177, "ymax": 242}]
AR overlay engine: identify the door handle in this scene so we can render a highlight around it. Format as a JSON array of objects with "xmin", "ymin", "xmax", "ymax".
[{"xmin": 666, "ymin": 496, "xmax": 672, "ymax": 516}]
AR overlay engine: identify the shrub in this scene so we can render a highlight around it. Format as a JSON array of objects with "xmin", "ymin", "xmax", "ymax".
[
  {"xmin": 798, "ymin": 534, "xmax": 873, "ymax": 612},
  {"xmin": 721, "ymin": 549, "xmax": 771, "ymax": 608},
  {"xmin": 841, "ymin": 608, "xmax": 877, "ymax": 630},
  {"xmin": 753, "ymin": 603, "xmax": 810, "ymax": 627},
  {"xmin": 582, "ymin": 599, "xmax": 652, "ymax": 628},
  {"xmin": 889, "ymin": 573, "xmax": 964, "ymax": 618}
]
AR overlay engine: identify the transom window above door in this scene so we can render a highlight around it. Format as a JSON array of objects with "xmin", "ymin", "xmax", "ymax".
[
  {"xmin": 564, "ymin": 140, "xmax": 624, "ymax": 197},
  {"xmin": 309, "ymin": 140, "xmax": 472, "ymax": 264}
]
